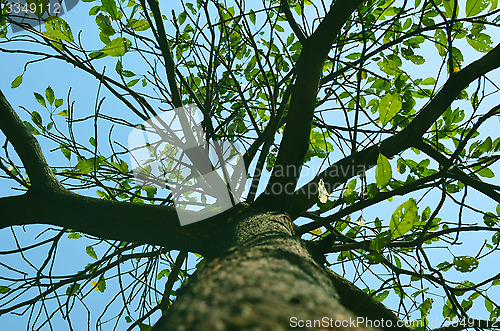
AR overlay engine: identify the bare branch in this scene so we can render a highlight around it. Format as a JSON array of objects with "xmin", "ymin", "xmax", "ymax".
[
  {"xmin": 0, "ymin": 192, "xmax": 218, "ymax": 254},
  {"xmin": 279, "ymin": 0, "xmax": 307, "ymax": 44},
  {"xmin": 144, "ymin": 0, "xmax": 183, "ymax": 108}
]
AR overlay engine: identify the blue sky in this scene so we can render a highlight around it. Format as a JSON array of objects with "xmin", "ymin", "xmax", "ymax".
[{"xmin": 1, "ymin": 0, "xmax": 500, "ymax": 329}]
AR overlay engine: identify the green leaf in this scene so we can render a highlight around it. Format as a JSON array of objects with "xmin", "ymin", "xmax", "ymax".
[
  {"xmin": 310, "ymin": 227, "xmax": 322, "ymax": 235},
  {"xmin": 492, "ymin": 0, "xmax": 499, "ymax": 11},
  {"xmin": 484, "ymin": 212, "xmax": 498, "ymax": 227},
  {"xmin": 437, "ymin": 261, "xmax": 453, "ymax": 272},
  {"xmin": 5, "ymin": 165, "xmax": 19, "ymax": 176},
  {"xmin": 493, "ymin": 232, "xmax": 500, "ymax": 245},
  {"xmin": 378, "ymin": 93, "xmax": 402, "ymax": 125},
  {"xmin": 117, "ymin": 160, "xmax": 128, "ymax": 174},
  {"xmin": 485, "ymin": 297, "xmax": 494, "ymax": 313},
  {"xmin": 96, "ymin": 13, "xmax": 115, "ymax": 36},
  {"xmin": 375, "ymin": 153, "xmax": 392, "ymax": 187},
  {"xmin": 377, "ymin": 58, "xmax": 401, "ymax": 75},
  {"xmin": 453, "ymin": 256, "xmax": 479, "ymax": 272},
  {"xmin": 60, "ymin": 145, "xmax": 71, "ymax": 161},
  {"xmin": 375, "ymin": 290, "xmax": 390, "ymax": 302},
  {"xmin": 43, "ymin": 17, "xmax": 74, "ymax": 43},
  {"xmin": 461, "ymin": 298, "xmax": 473, "ymax": 312},
  {"xmin": 455, "ymin": 280, "xmax": 476, "ymax": 296},
  {"xmin": 420, "ymin": 298, "xmax": 434, "ymax": 316},
  {"xmin": 130, "ymin": 19, "xmax": 150, "ymax": 31},
  {"xmin": 31, "ymin": 111, "xmax": 43, "ymax": 127},
  {"xmin": 68, "ymin": 232, "xmax": 82, "ymax": 239},
  {"xmin": 86, "ymin": 245, "xmax": 98, "ymax": 259},
  {"xmin": 369, "ymin": 231, "xmax": 392, "ymax": 252},
  {"xmin": 66, "ymin": 283, "xmax": 80, "ymax": 296},
  {"xmin": 58, "ymin": 109, "xmax": 69, "ymax": 116},
  {"xmin": 249, "ymin": 9, "xmax": 256, "ymax": 24},
  {"xmin": 466, "ymin": 33, "xmax": 493, "ymax": 52},
  {"xmin": 45, "ymin": 86, "xmax": 55, "ymax": 105},
  {"xmin": 365, "ymin": 251, "xmax": 384, "ymax": 264},
  {"xmin": 443, "ymin": 300, "xmax": 456, "ymax": 319},
  {"xmin": 446, "ymin": 184, "xmax": 460, "ymax": 193},
  {"xmin": 408, "ymin": 55, "xmax": 425, "ymax": 65},
  {"xmin": 434, "ymin": 29, "xmax": 448, "ymax": 57},
  {"xmin": 100, "ymin": 37, "xmax": 132, "ymax": 56},
  {"xmin": 421, "ymin": 77, "xmax": 436, "ymax": 85},
  {"xmin": 443, "ymin": 0, "xmax": 459, "ymax": 18},
  {"xmin": 365, "ymin": 183, "xmax": 380, "ymax": 199},
  {"xmin": 88, "ymin": 5, "xmax": 101, "ymax": 14},
  {"xmin": 157, "ymin": 269, "xmax": 170, "ymax": 280},
  {"xmin": 89, "ymin": 137, "xmax": 96, "ymax": 147},
  {"xmin": 34, "ymin": 93, "xmax": 46, "ymax": 108},
  {"xmin": 396, "ymin": 158, "xmax": 406, "ymax": 174},
  {"xmin": 97, "ymin": 278, "xmax": 106, "ymax": 292},
  {"xmin": 0, "ymin": 286, "xmax": 11, "ymax": 294},
  {"xmin": 466, "ymin": 0, "xmax": 490, "ymax": 16},
  {"xmin": 101, "ymin": 0, "xmax": 118, "ymax": 19},
  {"xmin": 115, "ymin": 59, "xmax": 123, "ymax": 74},
  {"xmin": 138, "ymin": 323, "xmax": 153, "ymax": 331},
  {"xmin": 346, "ymin": 52, "xmax": 361, "ymax": 60},
  {"xmin": 127, "ymin": 78, "xmax": 140, "ymax": 87},
  {"xmin": 89, "ymin": 51, "xmax": 107, "ymax": 60},
  {"xmin": 496, "ymin": 203, "xmax": 500, "ymax": 216},
  {"xmin": 75, "ymin": 157, "xmax": 105, "ymax": 174},
  {"xmin": 100, "ymin": 32, "xmax": 111, "ymax": 45},
  {"xmin": 11, "ymin": 75, "xmax": 23, "ymax": 88},
  {"xmin": 54, "ymin": 98, "xmax": 63, "ymax": 108},
  {"xmin": 390, "ymin": 198, "xmax": 418, "ymax": 237},
  {"xmin": 476, "ymin": 167, "xmax": 494, "ymax": 178},
  {"xmin": 178, "ymin": 12, "xmax": 187, "ymax": 25},
  {"xmin": 121, "ymin": 70, "xmax": 135, "ymax": 78}
]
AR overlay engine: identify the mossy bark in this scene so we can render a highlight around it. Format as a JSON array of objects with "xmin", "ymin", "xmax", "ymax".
[{"xmin": 153, "ymin": 208, "xmax": 378, "ymax": 330}]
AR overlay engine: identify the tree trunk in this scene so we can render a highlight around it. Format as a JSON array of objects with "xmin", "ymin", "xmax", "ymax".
[{"xmin": 153, "ymin": 207, "xmax": 377, "ymax": 330}]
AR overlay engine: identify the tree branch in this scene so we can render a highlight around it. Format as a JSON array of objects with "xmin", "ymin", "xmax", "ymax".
[
  {"xmin": 415, "ymin": 140, "xmax": 500, "ymax": 204},
  {"xmin": 289, "ymin": 42, "xmax": 500, "ymax": 218},
  {"xmin": 0, "ymin": 192, "xmax": 222, "ymax": 254},
  {"xmin": 145, "ymin": 0, "xmax": 183, "ymax": 108},
  {"xmin": 264, "ymin": 0, "xmax": 363, "ymax": 205},
  {"xmin": 0, "ymin": 90, "xmax": 236, "ymax": 255},
  {"xmin": 279, "ymin": 0, "xmax": 306, "ymax": 44},
  {"xmin": 0, "ymin": 90, "xmax": 63, "ymax": 193}
]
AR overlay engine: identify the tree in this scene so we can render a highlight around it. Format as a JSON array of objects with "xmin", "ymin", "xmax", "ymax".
[{"xmin": 1, "ymin": 0, "xmax": 500, "ymax": 329}]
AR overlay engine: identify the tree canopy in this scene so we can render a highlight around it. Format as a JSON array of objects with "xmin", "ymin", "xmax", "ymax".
[{"xmin": 1, "ymin": 0, "xmax": 500, "ymax": 330}]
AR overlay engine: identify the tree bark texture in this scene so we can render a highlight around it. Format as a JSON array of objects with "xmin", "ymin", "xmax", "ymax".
[{"xmin": 153, "ymin": 207, "xmax": 379, "ymax": 331}]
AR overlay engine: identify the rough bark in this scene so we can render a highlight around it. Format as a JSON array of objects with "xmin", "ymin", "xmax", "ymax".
[{"xmin": 153, "ymin": 207, "xmax": 381, "ymax": 331}]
